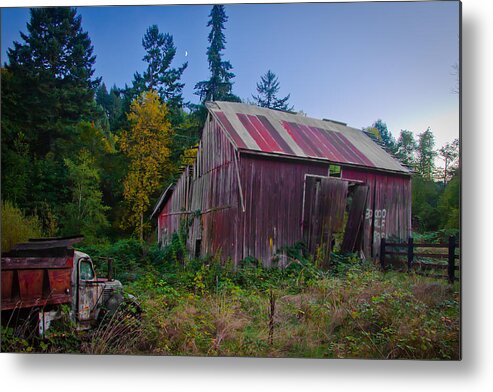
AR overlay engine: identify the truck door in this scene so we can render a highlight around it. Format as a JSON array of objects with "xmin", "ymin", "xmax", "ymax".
[{"xmin": 77, "ymin": 258, "xmax": 102, "ymax": 324}]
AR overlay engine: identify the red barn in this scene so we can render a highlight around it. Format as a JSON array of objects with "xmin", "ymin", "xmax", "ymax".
[{"xmin": 152, "ymin": 101, "xmax": 411, "ymax": 266}]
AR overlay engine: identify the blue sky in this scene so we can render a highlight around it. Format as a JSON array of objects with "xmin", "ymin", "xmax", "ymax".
[{"xmin": 1, "ymin": 1, "xmax": 460, "ymax": 151}]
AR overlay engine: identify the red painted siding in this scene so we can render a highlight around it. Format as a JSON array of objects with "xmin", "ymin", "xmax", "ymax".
[
  {"xmin": 342, "ymin": 168, "xmax": 412, "ymax": 257},
  {"xmin": 238, "ymin": 155, "xmax": 329, "ymax": 265}
]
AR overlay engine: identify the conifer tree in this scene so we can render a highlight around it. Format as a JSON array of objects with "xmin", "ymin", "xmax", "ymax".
[
  {"xmin": 363, "ymin": 119, "xmax": 398, "ymax": 158},
  {"xmin": 252, "ymin": 70, "xmax": 293, "ymax": 111},
  {"xmin": 2, "ymin": 7, "xmax": 101, "ymax": 228},
  {"xmin": 122, "ymin": 25, "xmax": 187, "ymax": 128},
  {"xmin": 373, "ymin": 120, "xmax": 397, "ymax": 154},
  {"xmin": 438, "ymin": 138, "xmax": 459, "ymax": 184},
  {"xmin": 395, "ymin": 130, "xmax": 417, "ymax": 168},
  {"xmin": 194, "ymin": 5, "xmax": 239, "ymax": 102},
  {"xmin": 416, "ymin": 127, "xmax": 437, "ymax": 180},
  {"xmin": 134, "ymin": 25, "xmax": 187, "ymax": 111},
  {"xmin": 96, "ymin": 83, "xmax": 123, "ymax": 132},
  {"xmin": 6, "ymin": 7, "xmax": 100, "ymax": 153}
]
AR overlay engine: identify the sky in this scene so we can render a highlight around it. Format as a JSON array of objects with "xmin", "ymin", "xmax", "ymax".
[{"xmin": 1, "ymin": 1, "xmax": 460, "ymax": 154}]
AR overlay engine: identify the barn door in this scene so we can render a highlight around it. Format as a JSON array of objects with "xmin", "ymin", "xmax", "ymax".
[
  {"xmin": 341, "ymin": 184, "xmax": 369, "ymax": 254},
  {"xmin": 302, "ymin": 176, "xmax": 348, "ymax": 262}
]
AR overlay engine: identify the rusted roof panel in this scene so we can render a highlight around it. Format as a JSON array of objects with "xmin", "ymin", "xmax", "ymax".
[{"xmin": 206, "ymin": 101, "xmax": 409, "ymax": 174}]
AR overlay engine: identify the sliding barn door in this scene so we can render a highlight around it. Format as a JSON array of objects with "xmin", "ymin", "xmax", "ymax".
[
  {"xmin": 302, "ymin": 176, "xmax": 348, "ymax": 259},
  {"xmin": 341, "ymin": 184, "xmax": 369, "ymax": 254}
]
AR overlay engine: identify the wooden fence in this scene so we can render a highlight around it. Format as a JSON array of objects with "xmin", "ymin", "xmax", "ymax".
[{"xmin": 379, "ymin": 236, "xmax": 460, "ymax": 283}]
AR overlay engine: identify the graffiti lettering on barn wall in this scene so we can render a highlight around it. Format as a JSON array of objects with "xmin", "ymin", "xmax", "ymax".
[{"xmin": 366, "ymin": 208, "xmax": 387, "ymax": 245}]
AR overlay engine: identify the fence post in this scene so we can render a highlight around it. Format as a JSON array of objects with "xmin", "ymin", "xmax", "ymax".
[
  {"xmin": 407, "ymin": 237, "xmax": 414, "ymax": 272},
  {"xmin": 448, "ymin": 236, "xmax": 456, "ymax": 284},
  {"xmin": 380, "ymin": 238, "xmax": 386, "ymax": 270}
]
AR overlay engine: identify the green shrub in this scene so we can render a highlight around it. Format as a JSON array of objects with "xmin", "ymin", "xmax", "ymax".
[
  {"xmin": 78, "ymin": 238, "xmax": 144, "ymax": 283},
  {"xmin": 1, "ymin": 200, "xmax": 43, "ymax": 252}
]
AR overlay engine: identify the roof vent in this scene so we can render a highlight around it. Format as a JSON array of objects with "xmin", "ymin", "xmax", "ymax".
[{"xmin": 323, "ymin": 118, "xmax": 347, "ymax": 126}]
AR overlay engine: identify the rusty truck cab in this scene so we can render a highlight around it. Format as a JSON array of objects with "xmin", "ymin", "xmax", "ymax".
[{"xmin": 71, "ymin": 251, "xmax": 104, "ymax": 328}]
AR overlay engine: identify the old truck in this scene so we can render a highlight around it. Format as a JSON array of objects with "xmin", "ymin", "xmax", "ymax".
[{"xmin": 1, "ymin": 236, "xmax": 131, "ymax": 335}]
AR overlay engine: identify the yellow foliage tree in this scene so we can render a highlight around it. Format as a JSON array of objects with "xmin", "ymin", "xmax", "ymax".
[
  {"xmin": 120, "ymin": 90, "xmax": 173, "ymax": 241},
  {"xmin": 181, "ymin": 144, "xmax": 199, "ymax": 167}
]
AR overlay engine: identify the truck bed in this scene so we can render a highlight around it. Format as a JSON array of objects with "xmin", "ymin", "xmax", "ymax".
[{"xmin": 1, "ymin": 237, "xmax": 81, "ymax": 311}]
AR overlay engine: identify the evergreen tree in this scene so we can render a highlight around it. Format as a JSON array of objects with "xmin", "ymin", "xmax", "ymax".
[
  {"xmin": 2, "ymin": 7, "xmax": 101, "ymax": 229},
  {"xmin": 1, "ymin": 69, "xmax": 31, "ymax": 206},
  {"xmin": 363, "ymin": 119, "xmax": 396, "ymax": 155},
  {"xmin": 395, "ymin": 130, "xmax": 417, "ymax": 167},
  {"xmin": 438, "ymin": 138, "xmax": 459, "ymax": 184},
  {"xmin": 252, "ymin": 70, "xmax": 293, "ymax": 111},
  {"xmin": 416, "ymin": 127, "xmax": 437, "ymax": 180},
  {"xmin": 141, "ymin": 25, "xmax": 187, "ymax": 110},
  {"xmin": 122, "ymin": 25, "xmax": 187, "ymax": 126},
  {"xmin": 6, "ymin": 7, "xmax": 100, "ymax": 153},
  {"xmin": 194, "ymin": 5, "xmax": 239, "ymax": 102},
  {"xmin": 96, "ymin": 83, "xmax": 123, "ymax": 132}
]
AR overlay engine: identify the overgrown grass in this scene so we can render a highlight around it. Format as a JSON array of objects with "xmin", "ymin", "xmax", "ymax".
[
  {"xmin": 125, "ymin": 261, "xmax": 459, "ymax": 359},
  {"xmin": 1, "ymin": 238, "xmax": 460, "ymax": 359}
]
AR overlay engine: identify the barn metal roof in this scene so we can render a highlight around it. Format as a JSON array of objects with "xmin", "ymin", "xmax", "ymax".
[{"xmin": 206, "ymin": 101, "xmax": 409, "ymax": 174}]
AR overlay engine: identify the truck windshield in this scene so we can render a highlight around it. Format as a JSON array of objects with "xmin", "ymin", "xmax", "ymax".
[{"xmin": 79, "ymin": 260, "xmax": 95, "ymax": 280}]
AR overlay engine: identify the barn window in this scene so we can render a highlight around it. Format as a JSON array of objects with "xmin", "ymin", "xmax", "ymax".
[{"xmin": 329, "ymin": 164, "xmax": 341, "ymax": 177}]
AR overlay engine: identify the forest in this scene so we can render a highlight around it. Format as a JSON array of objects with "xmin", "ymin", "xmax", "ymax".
[{"xmin": 1, "ymin": 7, "xmax": 460, "ymax": 358}]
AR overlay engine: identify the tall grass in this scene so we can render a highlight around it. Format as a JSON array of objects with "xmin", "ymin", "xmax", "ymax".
[
  {"xmin": 124, "ymin": 257, "xmax": 460, "ymax": 359},
  {"xmin": 1, "ymin": 238, "xmax": 460, "ymax": 359}
]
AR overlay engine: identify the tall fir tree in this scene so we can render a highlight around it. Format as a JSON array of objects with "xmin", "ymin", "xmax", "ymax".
[
  {"xmin": 96, "ymin": 83, "xmax": 123, "ymax": 132},
  {"xmin": 142, "ymin": 25, "xmax": 187, "ymax": 109},
  {"xmin": 395, "ymin": 130, "xmax": 417, "ymax": 168},
  {"xmin": 194, "ymin": 5, "xmax": 239, "ymax": 102},
  {"xmin": 252, "ymin": 70, "xmax": 293, "ymax": 111},
  {"xmin": 416, "ymin": 127, "xmax": 437, "ymax": 180},
  {"xmin": 2, "ymin": 7, "xmax": 101, "ymax": 226},
  {"xmin": 6, "ymin": 7, "xmax": 100, "ymax": 154},
  {"xmin": 122, "ymin": 25, "xmax": 187, "ymax": 128}
]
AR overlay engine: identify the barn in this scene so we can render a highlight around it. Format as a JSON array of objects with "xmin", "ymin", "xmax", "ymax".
[{"xmin": 151, "ymin": 101, "xmax": 412, "ymax": 266}]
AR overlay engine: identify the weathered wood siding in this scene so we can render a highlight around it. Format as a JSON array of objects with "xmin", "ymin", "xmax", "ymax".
[
  {"xmin": 189, "ymin": 116, "xmax": 241, "ymax": 260},
  {"xmin": 157, "ymin": 115, "xmax": 242, "ymax": 260},
  {"xmin": 341, "ymin": 168, "xmax": 412, "ymax": 258},
  {"xmin": 157, "ymin": 166, "xmax": 191, "ymax": 246},
  {"xmin": 238, "ymin": 154, "xmax": 329, "ymax": 266}
]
